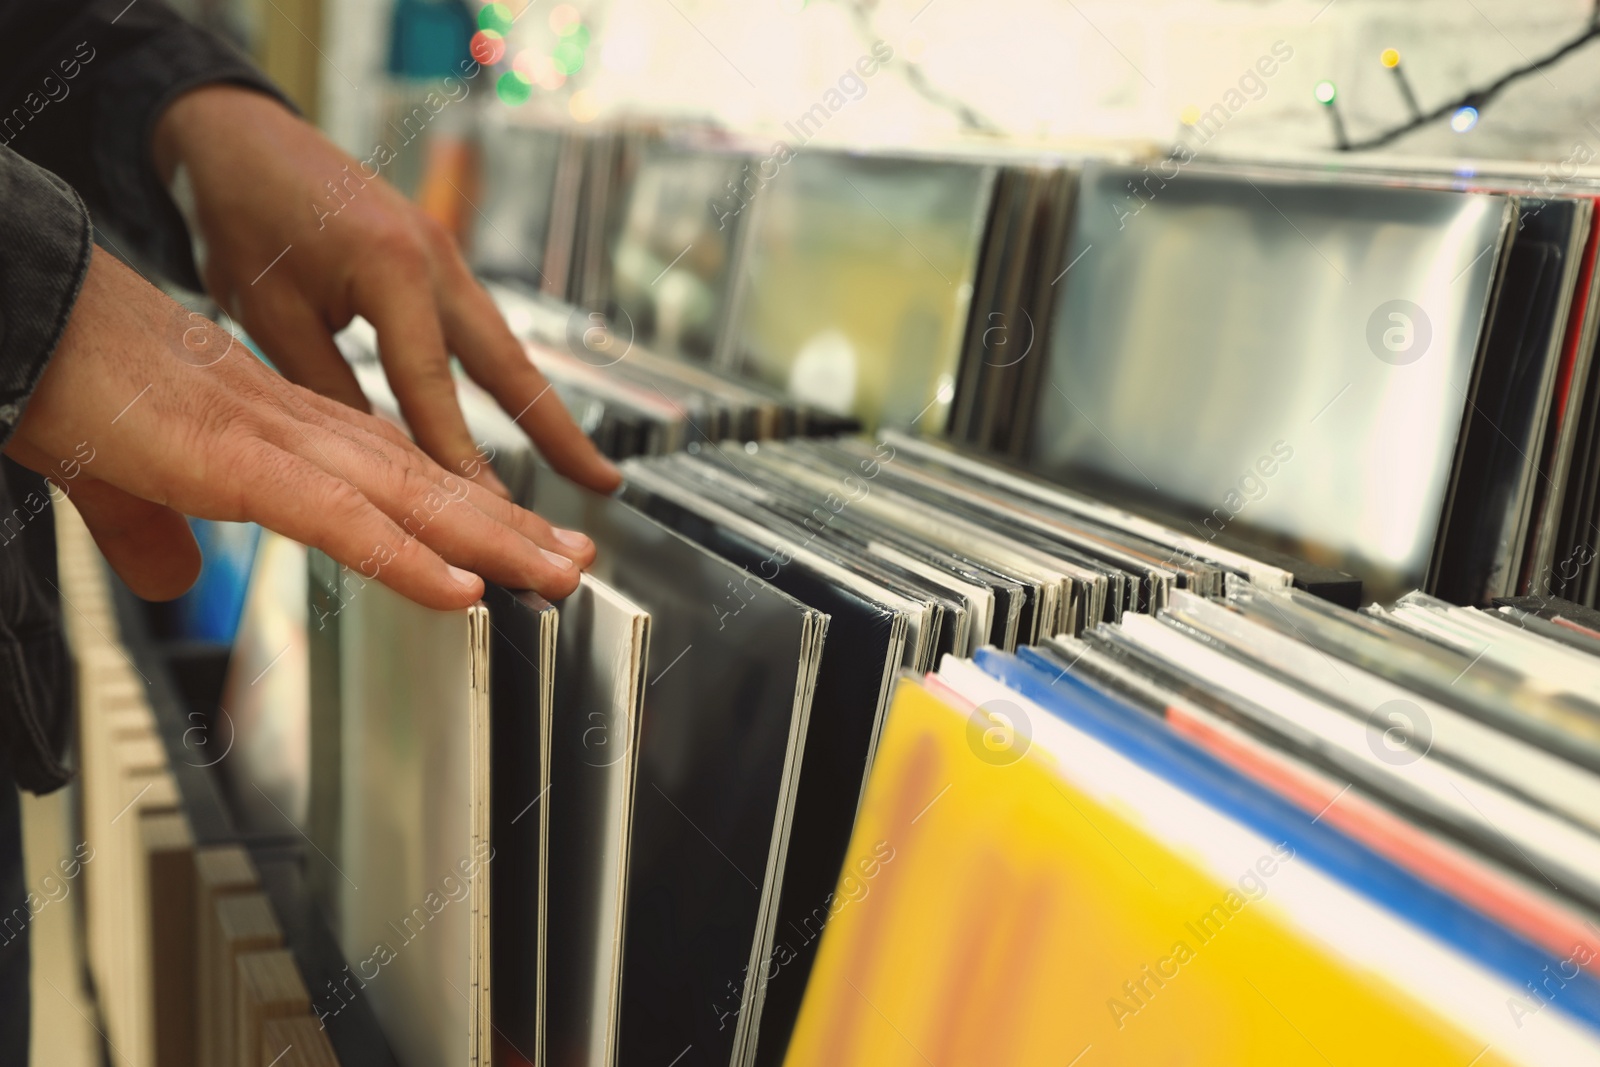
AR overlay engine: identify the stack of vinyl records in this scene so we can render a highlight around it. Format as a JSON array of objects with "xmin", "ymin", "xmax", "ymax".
[
  {"xmin": 291, "ymin": 471, "xmax": 827, "ymax": 1067},
  {"xmin": 277, "ymin": 392, "xmax": 1327, "ymax": 1066},
  {"xmin": 333, "ymin": 298, "xmax": 856, "ymax": 472},
  {"xmin": 785, "ymin": 583, "xmax": 1600, "ymax": 1064},
  {"xmin": 611, "ymin": 432, "xmax": 1327, "ymax": 1066},
  {"xmin": 965, "ymin": 159, "xmax": 1600, "ymax": 609},
  {"xmin": 470, "ymin": 118, "xmax": 573, "ymax": 295},
  {"xmin": 602, "ymin": 134, "xmax": 752, "ymax": 364},
  {"xmin": 471, "ymin": 115, "xmax": 657, "ymax": 310},
  {"xmin": 480, "ymin": 120, "xmax": 1057, "ymax": 436},
  {"xmin": 278, "ymin": 431, "xmax": 1600, "ymax": 1066},
  {"xmin": 468, "ymin": 118, "xmax": 1600, "ymax": 609},
  {"xmin": 195, "ymin": 453, "xmax": 1600, "ymax": 1067},
  {"xmin": 702, "ymin": 148, "xmax": 994, "ymax": 435},
  {"xmin": 946, "ymin": 159, "xmax": 1079, "ymax": 455}
]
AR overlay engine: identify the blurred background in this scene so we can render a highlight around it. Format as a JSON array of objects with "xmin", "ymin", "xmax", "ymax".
[{"xmin": 172, "ymin": 0, "xmax": 1600, "ymax": 199}]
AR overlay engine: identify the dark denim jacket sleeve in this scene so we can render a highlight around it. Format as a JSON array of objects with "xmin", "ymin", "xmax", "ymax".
[
  {"xmin": 0, "ymin": 0, "xmax": 286, "ymax": 791},
  {"xmin": 1, "ymin": 0, "xmax": 290, "ymax": 290},
  {"xmin": 0, "ymin": 150, "xmax": 90, "ymax": 793}
]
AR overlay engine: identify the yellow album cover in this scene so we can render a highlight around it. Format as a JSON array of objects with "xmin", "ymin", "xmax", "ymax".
[{"xmin": 784, "ymin": 678, "xmax": 1526, "ymax": 1067}]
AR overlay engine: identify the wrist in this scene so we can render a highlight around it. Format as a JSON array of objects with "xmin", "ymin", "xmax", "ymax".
[{"xmin": 151, "ymin": 84, "xmax": 283, "ymax": 186}]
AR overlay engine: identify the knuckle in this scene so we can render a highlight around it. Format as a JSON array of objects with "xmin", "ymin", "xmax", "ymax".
[
  {"xmin": 386, "ymin": 353, "xmax": 456, "ymax": 403},
  {"xmin": 392, "ymin": 459, "xmax": 437, "ymax": 505},
  {"xmin": 387, "ymin": 464, "xmax": 448, "ymax": 538},
  {"xmin": 371, "ymin": 225, "xmax": 429, "ymax": 273},
  {"xmin": 182, "ymin": 397, "xmax": 256, "ymax": 466},
  {"xmin": 359, "ymin": 410, "xmax": 411, "ymax": 446},
  {"xmin": 415, "ymin": 214, "xmax": 455, "ymax": 256},
  {"xmin": 204, "ymin": 440, "xmax": 274, "ymax": 523},
  {"xmin": 411, "ymin": 358, "xmax": 458, "ymax": 391},
  {"xmin": 317, "ymin": 478, "xmax": 371, "ymax": 526}
]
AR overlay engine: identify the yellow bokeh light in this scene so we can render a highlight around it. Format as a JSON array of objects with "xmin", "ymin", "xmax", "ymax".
[
  {"xmin": 1380, "ymin": 47, "xmax": 1401, "ymax": 69},
  {"xmin": 1179, "ymin": 105, "xmax": 1200, "ymax": 126},
  {"xmin": 568, "ymin": 88, "xmax": 599, "ymax": 123}
]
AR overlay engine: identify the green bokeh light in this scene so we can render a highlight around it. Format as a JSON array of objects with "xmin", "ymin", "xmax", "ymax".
[
  {"xmin": 552, "ymin": 39, "xmax": 586, "ymax": 75},
  {"xmin": 478, "ymin": 2, "xmax": 513, "ymax": 35},
  {"xmin": 496, "ymin": 69, "xmax": 533, "ymax": 105}
]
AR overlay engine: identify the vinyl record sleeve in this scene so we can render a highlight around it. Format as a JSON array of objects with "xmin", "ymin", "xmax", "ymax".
[
  {"xmin": 616, "ymin": 466, "xmax": 912, "ymax": 1067},
  {"xmin": 1021, "ymin": 638, "xmax": 1600, "ymax": 982},
  {"xmin": 958, "ymin": 653, "xmax": 1600, "ymax": 1055},
  {"xmin": 1098, "ymin": 612, "xmax": 1600, "ymax": 912},
  {"xmin": 1029, "ymin": 164, "xmax": 1511, "ymax": 600},
  {"xmin": 608, "ymin": 145, "xmax": 749, "ymax": 363},
  {"xmin": 481, "ymin": 584, "xmax": 558, "ymax": 1064},
  {"xmin": 720, "ymin": 151, "xmax": 994, "ymax": 433},
  {"xmin": 1229, "ymin": 586, "xmax": 1600, "ymax": 771},
  {"xmin": 1524, "ymin": 200, "xmax": 1600, "ymax": 593},
  {"xmin": 307, "ymin": 550, "xmax": 345, "ymax": 927},
  {"xmin": 543, "ymin": 574, "xmax": 648, "ymax": 1067},
  {"xmin": 1156, "ymin": 591, "xmax": 1600, "ymax": 836},
  {"xmin": 471, "ymin": 120, "xmax": 567, "ymax": 290},
  {"xmin": 1434, "ymin": 198, "xmax": 1590, "ymax": 602},
  {"xmin": 337, "ymin": 578, "xmax": 490, "ymax": 1067},
  {"xmin": 785, "ymin": 674, "xmax": 1600, "ymax": 1066},
  {"xmin": 949, "ymin": 167, "xmax": 1026, "ymax": 440},
  {"xmin": 1181, "ymin": 159, "xmax": 1600, "ymax": 602},
  {"xmin": 527, "ymin": 472, "xmax": 825, "ymax": 1067},
  {"xmin": 951, "ymin": 166, "xmax": 1078, "ymax": 459}
]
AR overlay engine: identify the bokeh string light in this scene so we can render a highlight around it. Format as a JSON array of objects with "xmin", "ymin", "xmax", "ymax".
[
  {"xmin": 834, "ymin": 0, "xmax": 1004, "ymax": 135},
  {"xmin": 477, "ymin": 1, "xmax": 513, "ymax": 36},
  {"xmin": 471, "ymin": 29, "xmax": 506, "ymax": 66},
  {"xmin": 497, "ymin": 69, "xmax": 534, "ymax": 105},
  {"xmin": 1330, "ymin": 20, "xmax": 1600, "ymax": 152},
  {"xmin": 474, "ymin": 0, "xmax": 592, "ymax": 107},
  {"xmin": 1313, "ymin": 79, "xmax": 1349, "ymax": 151}
]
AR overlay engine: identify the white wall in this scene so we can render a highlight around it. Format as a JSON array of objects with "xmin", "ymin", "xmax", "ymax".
[{"xmin": 575, "ymin": 0, "xmax": 1600, "ymax": 165}]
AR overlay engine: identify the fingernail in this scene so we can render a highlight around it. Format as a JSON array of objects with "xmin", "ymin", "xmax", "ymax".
[
  {"xmin": 541, "ymin": 548, "xmax": 575, "ymax": 571},
  {"xmin": 447, "ymin": 565, "xmax": 481, "ymax": 590},
  {"xmin": 552, "ymin": 527, "xmax": 591, "ymax": 552}
]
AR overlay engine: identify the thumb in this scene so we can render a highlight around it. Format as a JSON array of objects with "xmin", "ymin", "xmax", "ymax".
[{"xmin": 68, "ymin": 478, "xmax": 203, "ymax": 602}]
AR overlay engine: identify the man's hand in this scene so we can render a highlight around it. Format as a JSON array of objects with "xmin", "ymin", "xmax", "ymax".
[
  {"xmin": 5, "ymin": 248, "xmax": 593, "ymax": 609},
  {"xmin": 150, "ymin": 84, "xmax": 620, "ymax": 497}
]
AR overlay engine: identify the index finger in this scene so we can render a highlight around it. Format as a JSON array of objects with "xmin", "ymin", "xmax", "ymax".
[
  {"xmin": 355, "ymin": 261, "xmax": 513, "ymax": 497},
  {"xmin": 439, "ymin": 272, "xmax": 622, "ymax": 493}
]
